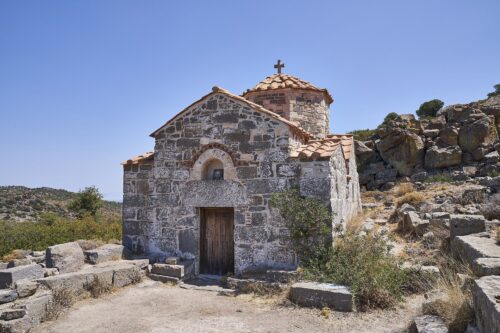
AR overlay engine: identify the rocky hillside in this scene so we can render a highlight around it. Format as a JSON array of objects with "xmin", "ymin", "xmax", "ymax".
[
  {"xmin": 0, "ymin": 186, "xmax": 122, "ymax": 222},
  {"xmin": 356, "ymin": 95, "xmax": 500, "ymax": 190}
]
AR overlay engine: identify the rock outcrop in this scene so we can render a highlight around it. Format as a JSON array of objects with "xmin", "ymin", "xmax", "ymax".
[{"xmin": 355, "ymin": 96, "xmax": 500, "ymax": 190}]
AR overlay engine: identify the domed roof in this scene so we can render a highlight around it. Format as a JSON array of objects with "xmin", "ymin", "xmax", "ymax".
[{"xmin": 242, "ymin": 74, "xmax": 333, "ymax": 104}]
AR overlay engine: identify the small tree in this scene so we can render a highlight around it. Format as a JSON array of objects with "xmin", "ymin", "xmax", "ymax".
[
  {"xmin": 69, "ymin": 186, "xmax": 103, "ymax": 218},
  {"xmin": 382, "ymin": 112, "xmax": 399, "ymax": 124},
  {"xmin": 487, "ymin": 84, "xmax": 500, "ymax": 98},
  {"xmin": 416, "ymin": 99, "xmax": 444, "ymax": 119},
  {"xmin": 270, "ymin": 189, "xmax": 332, "ymax": 260}
]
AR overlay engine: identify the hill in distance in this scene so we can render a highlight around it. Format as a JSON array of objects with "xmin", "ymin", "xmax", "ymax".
[{"xmin": 0, "ymin": 186, "xmax": 122, "ymax": 222}]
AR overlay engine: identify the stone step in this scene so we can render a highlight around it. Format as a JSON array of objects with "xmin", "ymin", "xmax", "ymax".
[
  {"xmin": 150, "ymin": 260, "xmax": 194, "ymax": 280},
  {"xmin": 148, "ymin": 274, "xmax": 179, "ymax": 284}
]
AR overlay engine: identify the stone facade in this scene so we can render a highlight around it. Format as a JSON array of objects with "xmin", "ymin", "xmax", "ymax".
[{"xmin": 123, "ymin": 75, "xmax": 360, "ymax": 275}]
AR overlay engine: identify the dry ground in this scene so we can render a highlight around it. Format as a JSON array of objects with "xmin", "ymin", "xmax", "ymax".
[{"xmin": 35, "ymin": 280, "xmax": 424, "ymax": 333}]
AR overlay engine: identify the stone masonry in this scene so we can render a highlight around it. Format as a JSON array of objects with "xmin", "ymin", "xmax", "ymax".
[{"xmin": 123, "ymin": 70, "xmax": 360, "ymax": 275}]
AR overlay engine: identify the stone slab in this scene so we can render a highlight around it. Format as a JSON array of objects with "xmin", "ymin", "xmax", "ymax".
[
  {"xmin": 84, "ymin": 244, "xmax": 124, "ymax": 264},
  {"xmin": 148, "ymin": 273, "xmax": 179, "ymax": 284},
  {"xmin": 0, "ymin": 290, "xmax": 17, "ymax": 305},
  {"xmin": 409, "ymin": 315, "xmax": 448, "ymax": 333},
  {"xmin": 0, "ymin": 316, "xmax": 31, "ymax": 333},
  {"xmin": 451, "ymin": 233, "xmax": 500, "ymax": 265},
  {"xmin": 290, "ymin": 282, "xmax": 353, "ymax": 312},
  {"xmin": 15, "ymin": 280, "xmax": 38, "ymax": 298},
  {"xmin": 45, "ymin": 242, "xmax": 85, "ymax": 274},
  {"xmin": 450, "ymin": 215, "xmax": 486, "ymax": 239},
  {"xmin": 472, "ymin": 276, "xmax": 500, "ymax": 333},
  {"xmin": 0, "ymin": 264, "xmax": 44, "ymax": 289},
  {"xmin": 473, "ymin": 257, "xmax": 500, "ymax": 276},
  {"xmin": 0, "ymin": 309, "xmax": 25, "ymax": 321},
  {"xmin": 151, "ymin": 264, "xmax": 184, "ymax": 278}
]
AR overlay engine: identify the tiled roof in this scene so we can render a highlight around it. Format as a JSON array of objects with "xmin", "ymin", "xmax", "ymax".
[
  {"xmin": 150, "ymin": 86, "xmax": 313, "ymax": 140},
  {"xmin": 289, "ymin": 135, "xmax": 353, "ymax": 161},
  {"xmin": 243, "ymin": 74, "xmax": 333, "ymax": 104},
  {"xmin": 122, "ymin": 151, "xmax": 154, "ymax": 165}
]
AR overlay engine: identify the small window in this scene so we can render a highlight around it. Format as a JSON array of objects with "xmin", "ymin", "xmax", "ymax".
[{"xmin": 202, "ymin": 159, "xmax": 224, "ymax": 180}]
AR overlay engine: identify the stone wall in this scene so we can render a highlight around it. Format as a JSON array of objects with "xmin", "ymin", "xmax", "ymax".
[{"xmin": 245, "ymin": 88, "xmax": 330, "ymax": 138}]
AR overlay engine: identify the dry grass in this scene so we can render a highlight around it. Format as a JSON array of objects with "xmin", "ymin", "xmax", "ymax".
[
  {"xmin": 320, "ymin": 307, "xmax": 331, "ymax": 318},
  {"xmin": 2, "ymin": 249, "xmax": 27, "ymax": 262},
  {"xmin": 423, "ymin": 276, "xmax": 473, "ymax": 333},
  {"xmin": 76, "ymin": 239, "xmax": 105, "ymax": 251},
  {"xmin": 88, "ymin": 276, "xmax": 113, "ymax": 298},
  {"xmin": 46, "ymin": 287, "xmax": 76, "ymax": 320},
  {"xmin": 393, "ymin": 183, "xmax": 414, "ymax": 196},
  {"xmin": 396, "ymin": 192, "xmax": 425, "ymax": 207}
]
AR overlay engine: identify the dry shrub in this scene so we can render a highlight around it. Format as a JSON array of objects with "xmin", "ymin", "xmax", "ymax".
[
  {"xmin": 88, "ymin": 276, "xmax": 113, "ymax": 298},
  {"xmin": 320, "ymin": 307, "xmax": 331, "ymax": 318},
  {"xmin": 393, "ymin": 183, "xmax": 414, "ymax": 196},
  {"xmin": 424, "ymin": 276, "xmax": 473, "ymax": 333},
  {"xmin": 76, "ymin": 239, "xmax": 105, "ymax": 251},
  {"xmin": 2, "ymin": 249, "xmax": 27, "ymax": 262},
  {"xmin": 46, "ymin": 287, "xmax": 76, "ymax": 320},
  {"xmin": 396, "ymin": 192, "xmax": 425, "ymax": 207}
]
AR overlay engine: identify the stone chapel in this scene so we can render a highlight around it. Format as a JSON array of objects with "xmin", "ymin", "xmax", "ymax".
[{"xmin": 122, "ymin": 62, "xmax": 361, "ymax": 275}]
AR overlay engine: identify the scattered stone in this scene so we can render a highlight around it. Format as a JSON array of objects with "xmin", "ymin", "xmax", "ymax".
[
  {"xmin": 84, "ymin": 244, "xmax": 124, "ymax": 264},
  {"xmin": 289, "ymin": 282, "xmax": 353, "ymax": 312},
  {"xmin": 0, "ymin": 316, "xmax": 31, "ymax": 333},
  {"xmin": 472, "ymin": 257, "xmax": 500, "ymax": 276},
  {"xmin": 46, "ymin": 241, "xmax": 85, "ymax": 273},
  {"xmin": 400, "ymin": 211, "xmax": 429, "ymax": 236},
  {"xmin": 450, "ymin": 214, "xmax": 486, "ymax": 239},
  {"xmin": 422, "ymin": 231, "xmax": 437, "ymax": 249},
  {"xmin": 0, "ymin": 309, "xmax": 26, "ymax": 321},
  {"xmin": 485, "ymin": 151, "xmax": 500, "ymax": 164},
  {"xmin": 15, "ymin": 279, "xmax": 38, "ymax": 298},
  {"xmin": 43, "ymin": 268, "xmax": 59, "ymax": 277},
  {"xmin": 0, "ymin": 290, "xmax": 18, "ymax": 304},
  {"xmin": 472, "ymin": 276, "xmax": 500, "ymax": 333},
  {"xmin": 461, "ymin": 186, "xmax": 488, "ymax": 204},
  {"xmin": 409, "ymin": 315, "xmax": 448, "ymax": 333},
  {"xmin": 0, "ymin": 264, "xmax": 44, "ymax": 289},
  {"xmin": 7, "ymin": 259, "xmax": 32, "ymax": 268},
  {"xmin": 32, "ymin": 251, "xmax": 45, "ymax": 257}
]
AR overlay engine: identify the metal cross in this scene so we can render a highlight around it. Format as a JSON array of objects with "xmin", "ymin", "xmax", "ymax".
[{"xmin": 274, "ymin": 59, "xmax": 285, "ymax": 74}]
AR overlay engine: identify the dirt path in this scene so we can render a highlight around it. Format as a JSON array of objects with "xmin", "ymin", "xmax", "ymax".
[{"xmin": 34, "ymin": 280, "xmax": 423, "ymax": 333}]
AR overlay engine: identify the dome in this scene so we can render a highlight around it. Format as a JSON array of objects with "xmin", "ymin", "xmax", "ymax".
[{"xmin": 242, "ymin": 73, "xmax": 333, "ymax": 104}]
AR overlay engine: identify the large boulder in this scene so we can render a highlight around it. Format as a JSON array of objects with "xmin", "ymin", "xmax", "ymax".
[
  {"xmin": 424, "ymin": 145, "xmax": 462, "ymax": 169},
  {"xmin": 0, "ymin": 264, "xmax": 44, "ymax": 289},
  {"xmin": 437, "ymin": 126, "xmax": 459, "ymax": 146},
  {"xmin": 376, "ymin": 128, "xmax": 424, "ymax": 176},
  {"xmin": 458, "ymin": 116, "xmax": 497, "ymax": 153},
  {"xmin": 354, "ymin": 140, "xmax": 379, "ymax": 167},
  {"xmin": 46, "ymin": 241, "xmax": 85, "ymax": 273}
]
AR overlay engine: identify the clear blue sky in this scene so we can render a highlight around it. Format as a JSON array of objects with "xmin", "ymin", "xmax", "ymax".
[{"xmin": 1, "ymin": 1, "xmax": 499, "ymax": 201}]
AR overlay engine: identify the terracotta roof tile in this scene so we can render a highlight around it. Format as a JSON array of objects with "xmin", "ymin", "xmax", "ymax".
[
  {"xmin": 290, "ymin": 135, "xmax": 354, "ymax": 162},
  {"xmin": 122, "ymin": 151, "xmax": 154, "ymax": 165},
  {"xmin": 243, "ymin": 74, "xmax": 333, "ymax": 104}
]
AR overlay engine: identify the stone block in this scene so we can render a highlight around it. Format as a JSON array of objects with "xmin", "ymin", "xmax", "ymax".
[
  {"xmin": 151, "ymin": 264, "xmax": 184, "ymax": 278},
  {"xmin": 15, "ymin": 291, "xmax": 53, "ymax": 326},
  {"xmin": 472, "ymin": 276, "xmax": 500, "ymax": 333},
  {"xmin": 450, "ymin": 215, "xmax": 486, "ymax": 239},
  {"xmin": 165, "ymin": 257, "xmax": 180, "ymax": 265},
  {"xmin": 0, "ymin": 309, "xmax": 25, "ymax": 321},
  {"xmin": 128, "ymin": 259, "xmax": 150, "ymax": 269},
  {"xmin": 148, "ymin": 273, "xmax": 179, "ymax": 284},
  {"xmin": 290, "ymin": 282, "xmax": 353, "ymax": 312},
  {"xmin": 0, "ymin": 316, "xmax": 31, "ymax": 333},
  {"xmin": 45, "ymin": 242, "xmax": 85, "ymax": 273},
  {"xmin": 452, "ymin": 233, "xmax": 500, "ymax": 265},
  {"xmin": 400, "ymin": 211, "xmax": 429, "ymax": 236},
  {"xmin": 0, "ymin": 264, "xmax": 44, "ymax": 289},
  {"xmin": 409, "ymin": 315, "xmax": 448, "ymax": 333},
  {"xmin": 15, "ymin": 279, "xmax": 38, "ymax": 298},
  {"xmin": 84, "ymin": 244, "xmax": 124, "ymax": 264},
  {"xmin": 0, "ymin": 290, "xmax": 17, "ymax": 304},
  {"xmin": 111, "ymin": 263, "xmax": 141, "ymax": 288},
  {"xmin": 472, "ymin": 258, "xmax": 500, "ymax": 276}
]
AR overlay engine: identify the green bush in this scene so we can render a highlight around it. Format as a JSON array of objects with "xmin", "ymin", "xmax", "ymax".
[
  {"xmin": 416, "ymin": 99, "xmax": 444, "ymax": 119},
  {"xmin": 302, "ymin": 231, "xmax": 408, "ymax": 310},
  {"xmin": 424, "ymin": 173, "xmax": 453, "ymax": 183},
  {"xmin": 381, "ymin": 112, "xmax": 399, "ymax": 125},
  {"xmin": 348, "ymin": 129, "xmax": 376, "ymax": 141},
  {"xmin": 271, "ymin": 189, "xmax": 411, "ymax": 310},
  {"xmin": 0, "ymin": 215, "xmax": 121, "ymax": 258}
]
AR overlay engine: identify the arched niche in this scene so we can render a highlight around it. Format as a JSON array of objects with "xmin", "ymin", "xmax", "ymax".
[{"xmin": 191, "ymin": 148, "xmax": 237, "ymax": 181}]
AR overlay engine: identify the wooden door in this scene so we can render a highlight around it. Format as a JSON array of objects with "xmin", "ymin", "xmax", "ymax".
[{"xmin": 200, "ymin": 208, "xmax": 234, "ymax": 275}]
